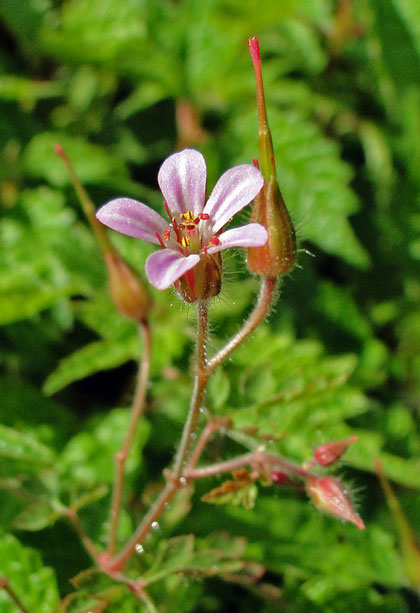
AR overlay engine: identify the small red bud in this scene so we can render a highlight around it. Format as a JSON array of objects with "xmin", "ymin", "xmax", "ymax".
[
  {"xmin": 105, "ymin": 252, "xmax": 151, "ymax": 322},
  {"xmin": 272, "ymin": 470, "xmax": 302, "ymax": 489},
  {"xmin": 313, "ymin": 435, "xmax": 358, "ymax": 466},
  {"xmin": 306, "ymin": 475, "xmax": 365, "ymax": 530}
]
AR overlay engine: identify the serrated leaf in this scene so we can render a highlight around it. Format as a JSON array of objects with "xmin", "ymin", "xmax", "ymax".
[
  {"xmin": 43, "ymin": 337, "xmax": 139, "ymax": 395},
  {"xmin": 0, "ymin": 286, "xmax": 78, "ymax": 326},
  {"xmin": 143, "ymin": 534, "xmax": 254, "ymax": 586},
  {"xmin": 13, "ymin": 501, "xmax": 61, "ymax": 532},
  {"xmin": 0, "ymin": 533, "xmax": 59, "ymax": 613},
  {"xmin": 0, "ymin": 376, "xmax": 75, "ymax": 449},
  {"xmin": 23, "ymin": 132, "xmax": 129, "ymax": 187},
  {"xmin": 0, "ymin": 424, "xmax": 55, "ymax": 465},
  {"xmin": 59, "ymin": 408, "xmax": 150, "ymax": 490}
]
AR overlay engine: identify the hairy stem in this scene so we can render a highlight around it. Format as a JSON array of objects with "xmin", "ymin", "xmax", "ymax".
[
  {"xmin": 109, "ymin": 300, "xmax": 209, "ymax": 570},
  {"xmin": 172, "ymin": 299, "xmax": 209, "ymax": 474},
  {"xmin": 187, "ymin": 418, "xmax": 232, "ymax": 470},
  {"xmin": 185, "ymin": 450, "xmax": 312, "ymax": 481},
  {"xmin": 207, "ymin": 276, "xmax": 276, "ymax": 373},
  {"xmin": 108, "ymin": 321, "xmax": 152, "ymax": 556}
]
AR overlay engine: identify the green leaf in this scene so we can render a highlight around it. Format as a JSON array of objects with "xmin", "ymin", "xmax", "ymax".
[
  {"xmin": 0, "ymin": 424, "xmax": 56, "ymax": 465},
  {"xmin": 373, "ymin": 0, "xmax": 420, "ymax": 93},
  {"xmin": 13, "ymin": 501, "xmax": 61, "ymax": 532},
  {"xmin": 59, "ymin": 408, "xmax": 150, "ymax": 491},
  {"xmin": 0, "ymin": 376, "xmax": 75, "ymax": 449},
  {"xmin": 0, "ymin": 533, "xmax": 59, "ymax": 613},
  {"xmin": 43, "ymin": 337, "xmax": 139, "ymax": 395},
  {"xmin": 0, "ymin": 74, "xmax": 62, "ymax": 102},
  {"xmin": 23, "ymin": 132, "xmax": 129, "ymax": 187},
  {"xmin": 0, "ymin": 286, "xmax": 77, "ymax": 326},
  {"xmin": 143, "ymin": 534, "xmax": 256, "ymax": 586},
  {"xmin": 207, "ymin": 367, "xmax": 231, "ymax": 411}
]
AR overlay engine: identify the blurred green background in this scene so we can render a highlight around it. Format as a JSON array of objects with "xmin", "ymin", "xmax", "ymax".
[{"xmin": 1, "ymin": 0, "xmax": 420, "ymax": 611}]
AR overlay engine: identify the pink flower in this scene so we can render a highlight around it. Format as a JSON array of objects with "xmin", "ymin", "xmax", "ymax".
[{"xmin": 96, "ymin": 149, "xmax": 267, "ymax": 294}]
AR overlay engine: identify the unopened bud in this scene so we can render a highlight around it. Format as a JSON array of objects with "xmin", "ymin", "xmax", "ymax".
[
  {"xmin": 55, "ymin": 144, "xmax": 151, "ymax": 322},
  {"xmin": 105, "ymin": 252, "xmax": 151, "ymax": 322},
  {"xmin": 174, "ymin": 253, "xmax": 222, "ymax": 303},
  {"xmin": 247, "ymin": 37, "xmax": 296, "ymax": 277},
  {"xmin": 306, "ymin": 475, "xmax": 365, "ymax": 530},
  {"xmin": 313, "ymin": 435, "xmax": 358, "ymax": 467},
  {"xmin": 271, "ymin": 470, "xmax": 301, "ymax": 489}
]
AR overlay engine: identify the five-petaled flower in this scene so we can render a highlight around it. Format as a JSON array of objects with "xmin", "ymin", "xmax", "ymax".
[{"xmin": 96, "ymin": 149, "xmax": 267, "ymax": 301}]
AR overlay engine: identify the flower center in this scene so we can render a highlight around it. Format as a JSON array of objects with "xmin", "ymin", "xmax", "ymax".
[{"xmin": 156, "ymin": 207, "xmax": 218, "ymax": 255}]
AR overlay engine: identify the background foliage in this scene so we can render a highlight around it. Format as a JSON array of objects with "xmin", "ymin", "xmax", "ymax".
[{"xmin": 1, "ymin": 0, "xmax": 419, "ymax": 611}]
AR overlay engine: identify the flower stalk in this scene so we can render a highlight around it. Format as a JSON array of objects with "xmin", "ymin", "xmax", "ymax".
[
  {"xmin": 107, "ymin": 320, "xmax": 152, "ymax": 556},
  {"xmin": 55, "ymin": 144, "xmax": 151, "ymax": 323}
]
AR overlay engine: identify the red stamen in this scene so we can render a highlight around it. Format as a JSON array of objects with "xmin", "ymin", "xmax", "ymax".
[
  {"xmin": 193, "ymin": 217, "xmax": 200, "ymax": 225},
  {"xmin": 252, "ymin": 157, "xmax": 260, "ymax": 169},
  {"xmin": 155, "ymin": 232, "xmax": 166, "ymax": 249},
  {"xmin": 172, "ymin": 218, "xmax": 183, "ymax": 243},
  {"xmin": 199, "ymin": 213, "xmax": 210, "ymax": 220},
  {"xmin": 163, "ymin": 229, "xmax": 171, "ymax": 241},
  {"xmin": 208, "ymin": 236, "xmax": 220, "ymax": 246},
  {"xmin": 163, "ymin": 201, "xmax": 173, "ymax": 222},
  {"xmin": 186, "ymin": 224, "xmax": 196, "ymax": 231}
]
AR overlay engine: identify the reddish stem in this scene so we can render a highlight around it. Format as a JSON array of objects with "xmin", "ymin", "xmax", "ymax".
[
  {"xmin": 207, "ymin": 276, "xmax": 277, "ymax": 373},
  {"xmin": 0, "ymin": 578, "xmax": 30, "ymax": 613},
  {"xmin": 107, "ymin": 321, "xmax": 152, "ymax": 556}
]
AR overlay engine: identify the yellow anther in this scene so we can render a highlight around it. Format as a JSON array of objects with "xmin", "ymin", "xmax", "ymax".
[{"xmin": 180, "ymin": 210, "xmax": 195, "ymax": 222}]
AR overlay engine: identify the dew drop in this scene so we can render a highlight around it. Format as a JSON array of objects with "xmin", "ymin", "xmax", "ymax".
[
  {"xmin": 151, "ymin": 521, "xmax": 160, "ymax": 531},
  {"xmin": 199, "ymin": 407, "xmax": 205, "ymax": 414},
  {"xmin": 190, "ymin": 432, "xmax": 197, "ymax": 441},
  {"xmin": 179, "ymin": 476, "xmax": 187, "ymax": 486},
  {"xmin": 135, "ymin": 544, "xmax": 144, "ymax": 555}
]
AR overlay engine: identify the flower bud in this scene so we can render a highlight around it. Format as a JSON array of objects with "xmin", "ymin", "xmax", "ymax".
[
  {"xmin": 313, "ymin": 435, "xmax": 358, "ymax": 467},
  {"xmin": 306, "ymin": 475, "xmax": 365, "ymax": 530},
  {"xmin": 247, "ymin": 37, "xmax": 296, "ymax": 277},
  {"xmin": 54, "ymin": 144, "xmax": 152, "ymax": 322},
  {"xmin": 105, "ymin": 252, "xmax": 151, "ymax": 322},
  {"xmin": 271, "ymin": 470, "xmax": 301, "ymax": 489},
  {"xmin": 174, "ymin": 253, "xmax": 222, "ymax": 303}
]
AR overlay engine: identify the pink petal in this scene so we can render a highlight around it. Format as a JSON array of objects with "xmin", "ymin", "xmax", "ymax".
[
  {"xmin": 145, "ymin": 249, "xmax": 200, "ymax": 290},
  {"xmin": 96, "ymin": 198, "xmax": 167, "ymax": 245},
  {"xmin": 158, "ymin": 149, "xmax": 207, "ymax": 216},
  {"xmin": 207, "ymin": 223, "xmax": 268, "ymax": 254},
  {"xmin": 203, "ymin": 165, "xmax": 263, "ymax": 233}
]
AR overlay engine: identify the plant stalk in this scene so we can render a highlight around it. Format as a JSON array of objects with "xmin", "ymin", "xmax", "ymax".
[
  {"xmin": 107, "ymin": 321, "xmax": 152, "ymax": 555},
  {"xmin": 207, "ymin": 276, "xmax": 276, "ymax": 373},
  {"xmin": 109, "ymin": 300, "xmax": 209, "ymax": 569}
]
